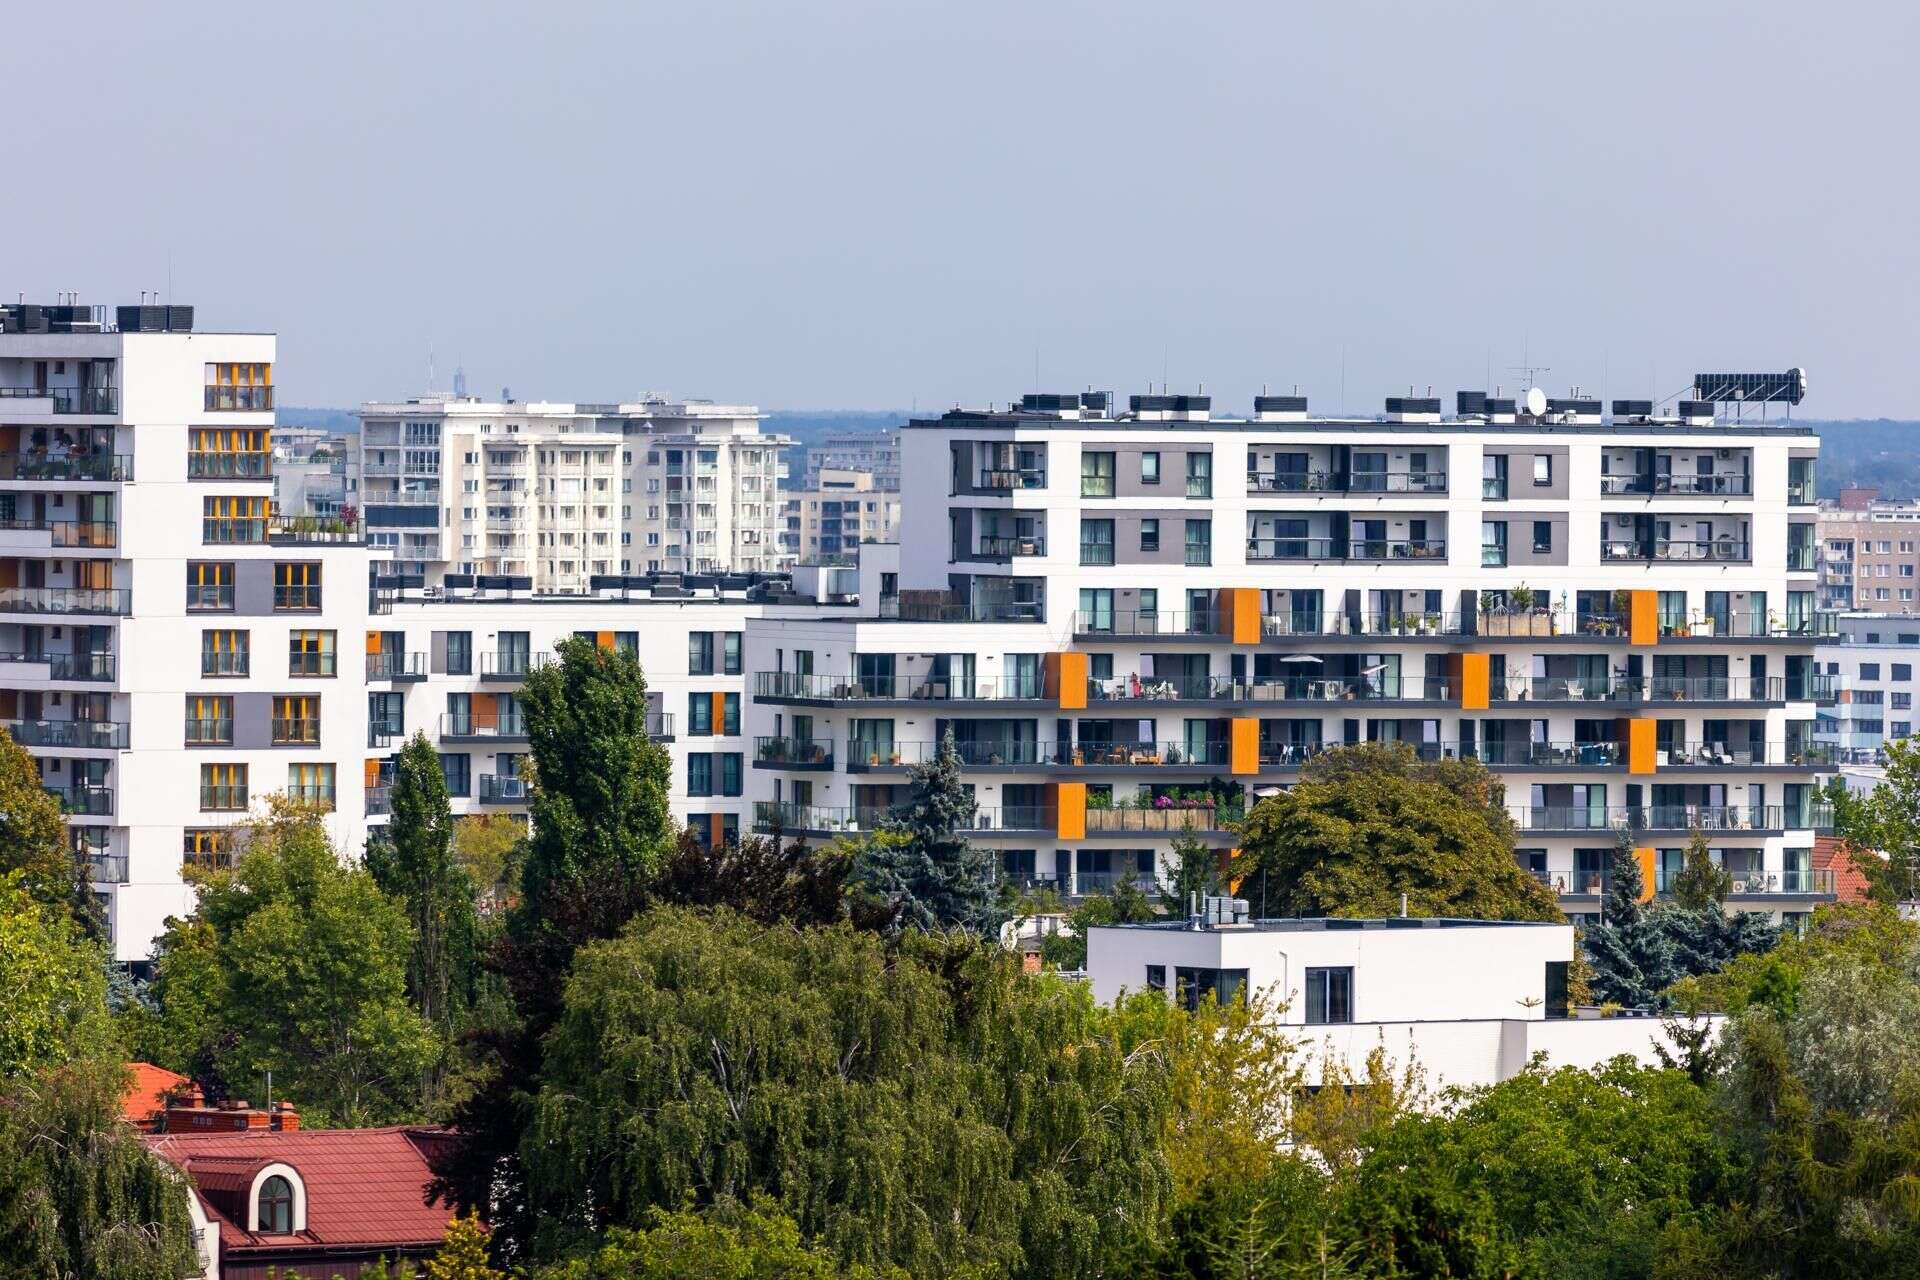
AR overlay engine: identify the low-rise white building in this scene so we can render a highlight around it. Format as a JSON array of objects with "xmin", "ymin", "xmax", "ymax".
[{"xmin": 1087, "ymin": 911, "xmax": 1712, "ymax": 1090}]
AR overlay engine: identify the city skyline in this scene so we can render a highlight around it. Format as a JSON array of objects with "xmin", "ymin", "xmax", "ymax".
[{"xmin": 6, "ymin": 1, "xmax": 1916, "ymax": 417}]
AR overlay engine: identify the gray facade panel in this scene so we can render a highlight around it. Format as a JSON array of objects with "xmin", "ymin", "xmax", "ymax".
[
  {"xmin": 233, "ymin": 560, "xmax": 277, "ymax": 616},
  {"xmin": 1486, "ymin": 445, "xmax": 1570, "ymax": 501},
  {"xmin": 1498, "ymin": 510, "xmax": 1571, "ymax": 567}
]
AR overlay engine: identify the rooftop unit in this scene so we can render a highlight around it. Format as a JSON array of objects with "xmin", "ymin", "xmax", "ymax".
[
  {"xmin": 1384, "ymin": 394, "xmax": 1442, "ymax": 423},
  {"xmin": 1018, "ymin": 391, "xmax": 1110, "ymax": 420},
  {"xmin": 1611, "ymin": 399, "xmax": 1656, "ymax": 422},
  {"xmin": 1546, "ymin": 397, "xmax": 1603, "ymax": 425},
  {"xmin": 1128, "ymin": 392, "xmax": 1210, "ymax": 422},
  {"xmin": 1253, "ymin": 393, "xmax": 1309, "ymax": 422},
  {"xmin": 1, "ymin": 302, "xmax": 106, "ymax": 334}
]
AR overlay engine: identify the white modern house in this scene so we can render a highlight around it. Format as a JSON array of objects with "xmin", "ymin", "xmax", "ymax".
[{"xmin": 1086, "ymin": 909, "xmax": 1712, "ymax": 1089}]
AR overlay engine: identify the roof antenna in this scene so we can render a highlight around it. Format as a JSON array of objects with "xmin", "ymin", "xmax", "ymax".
[{"xmin": 1400, "ymin": 892, "xmax": 1408, "ymax": 918}]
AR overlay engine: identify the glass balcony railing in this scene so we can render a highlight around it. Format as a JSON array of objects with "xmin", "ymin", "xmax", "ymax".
[
  {"xmin": 0, "ymin": 386, "xmax": 118, "ymax": 414},
  {"xmin": 0, "ymin": 451, "xmax": 131, "ymax": 481},
  {"xmin": 202, "ymin": 385, "xmax": 274, "ymax": 412},
  {"xmin": 200, "ymin": 785, "xmax": 250, "ymax": 812},
  {"xmin": 440, "ymin": 712, "xmax": 529, "ymax": 740},
  {"xmin": 1247, "ymin": 537, "xmax": 1447, "ymax": 562},
  {"xmin": 978, "ymin": 534, "xmax": 1047, "ymax": 559},
  {"xmin": 285, "ymin": 784, "xmax": 336, "ymax": 810},
  {"xmin": 184, "ymin": 718, "xmax": 234, "ymax": 745},
  {"xmin": 478, "ymin": 774, "xmax": 530, "ymax": 803},
  {"xmin": 1247, "ymin": 471, "xmax": 1448, "ymax": 495},
  {"xmin": 754, "ymin": 672, "xmax": 1052, "ymax": 702},
  {"xmin": 47, "ymin": 785, "xmax": 113, "ymax": 816},
  {"xmin": 753, "ymin": 736, "xmax": 834, "ymax": 767},
  {"xmin": 271, "ymin": 719, "xmax": 321, "ymax": 746},
  {"xmin": 976, "ymin": 467, "xmax": 1047, "ymax": 491},
  {"xmin": 367, "ymin": 651, "xmax": 428, "ymax": 679},
  {"xmin": 188, "ymin": 451, "xmax": 272, "ymax": 478},
  {"xmin": 0, "ymin": 587, "xmax": 129, "ymax": 615},
  {"xmin": 6, "ymin": 718, "xmax": 129, "ymax": 749}
]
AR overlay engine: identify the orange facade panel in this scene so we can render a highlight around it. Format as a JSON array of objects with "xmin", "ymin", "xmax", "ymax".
[
  {"xmin": 1230, "ymin": 718, "xmax": 1259, "ymax": 775},
  {"xmin": 1458, "ymin": 653, "xmax": 1491, "ymax": 711},
  {"xmin": 1217, "ymin": 587, "xmax": 1261, "ymax": 644},
  {"xmin": 1629, "ymin": 590, "xmax": 1658, "ymax": 646},
  {"xmin": 365, "ymin": 631, "xmax": 382, "ymax": 654},
  {"xmin": 711, "ymin": 691, "xmax": 728, "ymax": 732},
  {"xmin": 364, "ymin": 758, "xmax": 381, "ymax": 788},
  {"xmin": 597, "ymin": 631, "xmax": 614, "ymax": 650},
  {"xmin": 1054, "ymin": 781, "xmax": 1087, "ymax": 840},
  {"xmin": 1056, "ymin": 652, "xmax": 1089, "ymax": 710},
  {"xmin": 1634, "ymin": 847, "xmax": 1657, "ymax": 903},
  {"xmin": 1627, "ymin": 719, "xmax": 1657, "ymax": 774}
]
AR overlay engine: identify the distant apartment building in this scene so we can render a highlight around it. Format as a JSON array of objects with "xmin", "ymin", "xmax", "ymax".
[
  {"xmin": 783, "ymin": 468, "xmax": 901, "ymax": 561},
  {"xmin": 357, "ymin": 396, "xmax": 791, "ymax": 590},
  {"xmin": 272, "ymin": 432, "xmax": 357, "ymax": 520},
  {"xmin": 744, "ymin": 382, "xmax": 1837, "ymax": 925},
  {"xmin": 1815, "ymin": 610, "xmax": 1920, "ymax": 762},
  {"xmin": 1816, "ymin": 487, "xmax": 1920, "ymax": 612},
  {"xmin": 801, "ymin": 428, "xmax": 900, "ymax": 491},
  {"xmin": 0, "ymin": 300, "xmax": 379, "ymax": 964}
]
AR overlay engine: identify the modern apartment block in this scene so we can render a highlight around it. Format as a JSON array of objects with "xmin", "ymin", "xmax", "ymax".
[
  {"xmin": 744, "ymin": 385, "xmax": 1836, "ymax": 923},
  {"xmin": 800, "ymin": 428, "xmax": 900, "ymax": 490},
  {"xmin": 357, "ymin": 395, "xmax": 791, "ymax": 590},
  {"xmin": 782, "ymin": 468, "xmax": 902, "ymax": 561},
  {"xmin": 0, "ymin": 301, "xmax": 378, "ymax": 963},
  {"xmin": 1815, "ymin": 487, "xmax": 1920, "ymax": 612},
  {"xmin": 365, "ymin": 574, "xmax": 844, "ymax": 848},
  {"xmin": 1814, "ymin": 610, "xmax": 1920, "ymax": 762}
]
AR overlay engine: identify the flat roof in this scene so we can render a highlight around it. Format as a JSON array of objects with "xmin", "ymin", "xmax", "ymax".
[
  {"xmin": 1095, "ymin": 916, "xmax": 1567, "ymax": 934},
  {"xmin": 908, "ymin": 412, "xmax": 1813, "ymax": 438}
]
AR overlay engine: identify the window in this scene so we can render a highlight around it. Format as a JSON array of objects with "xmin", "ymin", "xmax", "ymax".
[
  {"xmin": 1145, "ymin": 964, "xmax": 1167, "ymax": 991},
  {"xmin": 289, "ymin": 630, "xmax": 337, "ymax": 677},
  {"xmin": 688, "ymin": 693, "xmax": 713, "ymax": 735},
  {"xmin": 1185, "ymin": 452, "xmax": 1212, "ymax": 498},
  {"xmin": 201, "ymin": 629, "xmax": 249, "ymax": 676},
  {"xmin": 689, "ymin": 632, "xmax": 715, "ymax": 675},
  {"xmin": 202, "ymin": 495, "xmax": 267, "ymax": 543},
  {"xmin": 1140, "ymin": 452, "xmax": 1161, "ymax": 485},
  {"xmin": 1171, "ymin": 966, "xmax": 1248, "ymax": 1012},
  {"xmin": 723, "ymin": 632, "xmax": 743, "ymax": 675},
  {"xmin": 1896, "ymin": 721, "xmax": 1914, "ymax": 738},
  {"xmin": 1532, "ymin": 454, "xmax": 1552, "ymax": 485},
  {"xmin": 190, "ymin": 427, "xmax": 270, "ymax": 477},
  {"xmin": 200, "ymin": 763, "xmax": 248, "ymax": 811},
  {"xmin": 1080, "ymin": 451, "xmax": 1115, "ymax": 498},
  {"xmin": 1894, "ymin": 692, "xmax": 1912, "ymax": 711},
  {"xmin": 1080, "ymin": 518, "xmax": 1115, "ymax": 565},
  {"xmin": 722, "ymin": 692, "xmax": 741, "ymax": 736},
  {"xmin": 1896, "ymin": 664, "xmax": 1913, "ymax": 682},
  {"xmin": 288, "ymin": 763, "xmax": 335, "ymax": 810},
  {"xmin": 183, "ymin": 829, "xmax": 237, "ymax": 872},
  {"xmin": 720, "ymin": 752, "xmax": 743, "ymax": 797},
  {"xmin": 273, "ymin": 695, "xmax": 320, "ymax": 744},
  {"xmin": 1139, "ymin": 518, "xmax": 1160, "ymax": 553},
  {"xmin": 257, "ymin": 1174, "xmax": 294, "ymax": 1234},
  {"xmin": 1532, "ymin": 521, "xmax": 1552, "ymax": 554},
  {"xmin": 188, "ymin": 562, "xmax": 234, "ymax": 611},
  {"xmin": 1480, "ymin": 520, "xmax": 1507, "ymax": 566},
  {"xmin": 439, "ymin": 753, "xmax": 471, "ymax": 797},
  {"xmin": 273, "ymin": 562, "xmax": 321, "ymax": 611},
  {"xmin": 1304, "ymin": 966, "xmax": 1354, "ymax": 1024},
  {"xmin": 185, "ymin": 696, "xmax": 233, "ymax": 744},
  {"xmin": 203, "ymin": 363, "xmax": 274, "ymax": 412},
  {"xmin": 368, "ymin": 692, "xmax": 404, "ymax": 738},
  {"xmin": 688, "ymin": 753, "xmax": 714, "ymax": 796},
  {"xmin": 445, "ymin": 631, "xmax": 472, "ymax": 675},
  {"xmin": 1857, "ymin": 690, "xmax": 1884, "ymax": 705},
  {"xmin": 1184, "ymin": 519, "xmax": 1211, "ymax": 566},
  {"xmin": 1862, "ymin": 663, "xmax": 1882, "ymax": 680}
]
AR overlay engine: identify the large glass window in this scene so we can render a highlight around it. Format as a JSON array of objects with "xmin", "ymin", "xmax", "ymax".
[
  {"xmin": 201, "ymin": 629, "xmax": 249, "ymax": 677},
  {"xmin": 1304, "ymin": 966, "xmax": 1354, "ymax": 1024},
  {"xmin": 257, "ymin": 1175, "xmax": 294, "ymax": 1234},
  {"xmin": 722, "ymin": 632, "xmax": 743, "ymax": 675},
  {"xmin": 1080, "ymin": 518, "xmax": 1115, "ymax": 565},
  {"xmin": 185, "ymin": 696, "xmax": 233, "ymax": 744},
  {"xmin": 1172, "ymin": 966, "xmax": 1248, "ymax": 1012},
  {"xmin": 188, "ymin": 562, "xmax": 235, "ymax": 612},
  {"xmin": 1184, "ymin": 519, "xmax": 1211, "ymax": 566},
  {"xmin": 689, "ymin": 631, "xmax": 715, "ymax": 675},
  {"xmin": 445, "ymin": 631, "xmax": 472, "ymax": 675},
  {"xmin": 273, "ymin": 562, "xmax": 321, "ymax": 611},
  {"xmin": 1080, "ymin": 451, "xmax": 1115, "ymax": 498},
  {"xmin": 1185, "ymin": 451, "xmax": 1212, "ymax": 498},
  {"xmin": 289, "ymin": 630, "xmax": 337, "ymax": 677},
  {"xmin": 202, "ymin": 495, "xmax": 267, "ymax": 543},
  {"xmin": 439, "ymin": 753, "xmax": 471, "ymax": 797},
  {"xmin": 688, "ymin": 693, "xmax": 713, "ymax": 735}
]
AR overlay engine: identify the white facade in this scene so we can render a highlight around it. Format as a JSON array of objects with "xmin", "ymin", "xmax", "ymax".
[
  {"xmin": 370, "ymin": 580, "xmax": 846, "ymax": 845},
  {"xmin": 1086, "ymin": 915, "xmax": 1714, "ymax": 1090},
  {"xmin": 802, "ymin": 429, "xmax": 900, "ymax": 491},
  {"xmin": 358, "ymin": 396, "xmax": 791, "ymax": 590},
  {"xmin": 1814, "ymin": 610, "xmax": 1920, "ymax": 762},
  {"xmin": 782, "ymin": 468, "xmax": 901, "ymax": 562},
  {"xmin": 745, "ymin": 389, "xmax": 1834, "ymax": 923},
  {"xmin": 0, "ymin": 304, "xmax": 377, "ymax": 963}
]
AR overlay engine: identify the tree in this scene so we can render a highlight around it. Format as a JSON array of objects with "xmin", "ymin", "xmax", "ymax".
[
  {"xmin": 519, "ymin": 635, "xmax": 676, "ymax": 927},
  {"xmin": 425, "ymin": 1214, "xmax": 505, "ymax": 1280},
  {"xmin": 368, "ymin": 733, "xmax": 478, "ymax": 1046},
  {"xmin": 1582, "ymin": 825, "xmax": 1679, "ymax": 1008},
  {"xmin": 0, "ymin": 728, "xmax": 92, "ymax": 936},
  {"xmin": 856, "ymin": 728, "xmax": 1001, "ymax": 935},
  {"xmin": 1601, "ymin": 822, "xmax": 1646, "ymax": 926},
  {"xmin": 453, "ymin": 814, "xmax": 523, "ymax": 914},
  {"xmin": 146, "ymin": 801, "xmax": 437, "ymax": 1125},
  {"xmin": 1669, "ymin": 828, "xmax": 1734, "ymax": 913},
  {"xmin": 1233, "ymin": 743, "xmax": 1561, "ymax": 921},
  {"xmin": 535, "ymin": 1203, "xmax": 894, "ymax": 1279},
  {"xmin": 1163, "ymin": 831, "xmax": 1221, "ymax": 912},
  {"xmin": 1671, "ymin": 903, "xmax": 1919, "ymax": 1015},
  {"xmin": 522, "ymin": 907, "xmax": 1173, "ymax": 1277},
  {"xmin": 0, "ymin": 873, "xmax": 112, "ymax": 1078},
  {"xmin": 1039, "ymin": 879, "xmax": 1159, "ymax": 970},
  {"xmin": 1826, "ymin": 739, "xmax": 1920, "ymax": 904}
]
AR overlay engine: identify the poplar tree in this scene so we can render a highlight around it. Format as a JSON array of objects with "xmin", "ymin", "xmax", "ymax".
[{"xmin": 366, "ymin": 733, "xmax": 477, "ymax": 1034}]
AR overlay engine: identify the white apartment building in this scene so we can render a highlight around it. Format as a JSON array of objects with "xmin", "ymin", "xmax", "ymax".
[
  {"xmin": 358, "ymin": 396, "xmax": 791, "ymax": 591},
  {"xmin": 366, "ymin": 574, "xmax": 846, "ymax": 848},
  {"xmin": 0, "ymin": 301, "xmax": 378, "ymax": 964},
  {"xmin": 801, "ymin": 428, "xmax": 900, "ymax": 490},
  {"xmin": 272, "ymin": 432, "xmax": 357, "ymax": 520},
  {"xmin": 744, "ymin": 384, "xmax": 1835, "ymax": 924},
  {"xmin": 782, "ymin": 468, "xmax": 902, "ymax": 561},
  {"xmin": 1085, "ymin": 910, "xmax": 1715, "ymax": 1089},
  {"xmin": 1814, "ymin": 610, "xmax": 1920, "ymax": 762}
]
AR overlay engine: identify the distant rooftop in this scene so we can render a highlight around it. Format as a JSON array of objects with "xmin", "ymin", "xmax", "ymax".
[{"xmin": 1101, "ymin": 916, "xmax": 1567, "ymax": 934}]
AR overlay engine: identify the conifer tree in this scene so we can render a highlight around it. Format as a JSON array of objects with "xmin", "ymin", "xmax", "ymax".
[{"xmin": 858, "ymin": 727, "xmax": 1002, "ymax": 935}]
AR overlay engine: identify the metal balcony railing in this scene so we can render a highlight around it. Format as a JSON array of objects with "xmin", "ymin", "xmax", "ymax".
[
  {"xmin": 188, "ymin": 451, "xmax": 272, "ymax": 478},
  {"xmin": 752, "ymin": 736, "xmax": 834, "ymax": 767},
  {"xmin": 7, "ymin": 718, "xmax": 129, "ymax": 748},
  {"xmin": 271, "ymin": 718, "xmax": 321, "ymax": 745},
  {"xmin": 184, "ymin": 718, "xmax": 234, "ymax": 745},
  {"xmin": 47, "ymin": 785, "xmax": 113, "ymax": 816},
  {"xmin": 0, "ymin": 386, "xmax": 118, "ymax": 413},
  {"xmin": 0, "ymin": 586, "xmax": 129, "ymax": 615},
  {"xmin": 440, "ymin": 712, "xmax": 529, "ymax": 740},
  {"xmin": 367, "ymin": 651, "xmax": 428, "ymax": 679}
]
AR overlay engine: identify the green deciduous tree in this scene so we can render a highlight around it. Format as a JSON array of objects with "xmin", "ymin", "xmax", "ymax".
[
  {"xmin": 0, "ymin": 873, "xmax": 112, "ymax": 1078},
  {"xmin": 1163, "ymin": 831, "xmax": 1222, "ymax": 912},
  {"xmin": 1826, "ymin": 738, "xmax": 1920, "ymax": 905},
  {"xmin": 523, "ymin": 907, "xmax": 1172, "ymax": 1277},
  {"xmin": 534, "ymin": 1202, "xmax": 896, "ymax": 1279},
  {"xmin": 1038, "ymin": 879, "xmax": 1159, "ymax": 970},
  {"xmin": 857, "ymin": 727, "xmax": 1001, "ymax": 935},
  {"xmin": 424, "ymin": 1213, "xmax": 505, "ymax": 1280},
  {"xmin": 0, "ymin": 728, "xmax": 93, "ymax": 937},
  {"xmin": 453, "ymin": 814, "xmax": 523, "ymax": 914},
  {"xmin": 366, "ymin": 733, "xmax": 480, "ymax": 1091},
  {"xmin": 147, "ymin": 801, "xmax": 437, "ymax": 1125},
  {"xmin": 1234, "ymin": 743, "xmax": 1561, "ymax": 921}
]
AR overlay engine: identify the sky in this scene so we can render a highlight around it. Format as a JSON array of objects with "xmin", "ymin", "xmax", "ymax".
[{"xmin": 5, "ymin": 2, "xmax": 1916, "ymax": 417}]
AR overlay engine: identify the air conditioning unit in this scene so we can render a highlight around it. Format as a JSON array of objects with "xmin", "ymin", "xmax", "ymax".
[{"xmin": 1731, "ymin": 879, "xmax": 1749, "ymax": 894}]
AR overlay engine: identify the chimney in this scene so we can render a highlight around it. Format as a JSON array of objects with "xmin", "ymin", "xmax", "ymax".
[{"xmin": 273, "ymin": 1101, "xmax": 301, "ymax": 1132}]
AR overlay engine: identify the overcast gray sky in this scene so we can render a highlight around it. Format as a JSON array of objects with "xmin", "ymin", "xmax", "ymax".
[{"xmin": 6, "ymin": 2, "xmax": 1914, "ymax": 416}]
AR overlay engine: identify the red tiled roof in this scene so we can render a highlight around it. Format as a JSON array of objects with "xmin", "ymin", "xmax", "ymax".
[
  {"xmin": 143, "ymin": 1125, "xmax": 457, "ymax": 1253},
  {"xmin": 1815, "ymin": 834, "xmax": 1875, "ymax": 905},
  {"xmin": 121, "ymin": 1063, "xmax": 188, "ymax": 1131}
]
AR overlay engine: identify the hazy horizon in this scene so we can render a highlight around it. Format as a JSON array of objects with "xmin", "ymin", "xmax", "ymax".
[{"xmin": 7, "ymin": 2, "xmax": 1916, "ymax": 417}]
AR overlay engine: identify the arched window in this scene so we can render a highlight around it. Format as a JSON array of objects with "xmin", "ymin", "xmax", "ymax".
[{"xmin": 258, "ymin": 1174, "xmax": 294, "ymax": 1234}]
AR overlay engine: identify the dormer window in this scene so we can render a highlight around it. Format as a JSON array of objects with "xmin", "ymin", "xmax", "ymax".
[{"xmin": 258, "ymin": 1175, "xmax": 294, "ymax": 1233}]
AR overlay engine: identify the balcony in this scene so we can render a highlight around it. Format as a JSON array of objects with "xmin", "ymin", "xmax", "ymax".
[
  {"xmin": 1084, "ymin": 804, "xmax": 1244, "ymax": 833},
  {"xmin": 440, "ymin": 712, "xmax": 529, "ymax": 742},
  {"xmin": 1090, "ymin": 674, "xmax": 1457, "ymax": 706},
  {"xmin": 1598, "ymin": 473, "xmax": 1753, "ymax": 497},
  {"xmin": 188, "ymin": 452, "xmax": 272, "ymax": 479},
  {"xmin": 365, "ymin": 785, "xmax": 391, "ymax": 816},
  {"xmin": 752, "ymin": 736, "xmax": 834, "ymax": 770},
  {"xmin": 0, "ymin": 586, "xmax": 133, "ymax": 615},
  {"xmin": 876, "ymin": 596, "xmax": 1044, "ymax": 624},
  {"xmin": 1601, "ymin": 538, "xmax": 1751, "ymax": 563},
  {"xmin": 968, "ymin": 805, "xmax": 1053, "ymax": 832},
  {"xmin": 480, "ymin": 651, "xmax": 552, "ymax": 680},
  {"xmin": 754, "ymin": 671, "xmax": 1052, "ymax": 704},
  {"xmin": 753, "ymin": 802, "xmax": 890, "ymax": 835},
  {"xmin": 1489, "ymin": 675, "xmax": 1788, "ymax": 705},
  {"xmin": 1074, "ymin": 608, "xmax": 1227, "ymax": 638},
  {"xmin": 202, "ymin": 386, "xmax": 273, "ymax": 412},
  {"xmin": 1246, "ymin": 536, "xmax": 1447, "ymax": 562},
  {"xmin": 0, "ymin": 386, "xmax": 118, "ymax": 414},
  {"xmin": 47, "ymin": 785, "xmax": 113, "ymax": 817},
  {"xmin": 478, "ymin": 773, "xmax": 530, "ymax": 804},
  {"xmin": 368, "ymin": 651, "xmax": 428, "ymax": 681},
  {"xmin": 648, "ymin": 711, "xmax": 676, "ymax": 741},
  {"xmin": 979, "ymin": 534, "xmax": 1048, "ymax": 559},
  {"xmin": 267, "ymin": 514, "xmax": 363, "ymax": 545},
  {"xmin": 1655, "ymin": 742, "xmax": 1833, "ymax": 768},
  {"xmin": 6, "ymin": 718, "xmax": 129, "ymax": 749},
  {"xmin": 976, "ymin": 467, "xmax": 1047, "ymax": 491},
  {"xmin": 6, "ymin": 652, "xmax": 116, "ymax": 681},
  {"xmin": 81, "ymin": 853, "xmax": 129, "ymax": 884},
  {"xmin": 1510, "ymin": 805, "xmax": 1788, "ymax": 834},
  {"xmin": 0, "ymin": 452, "xmax": 132, "ymax": 482},
  {"xmin": 1247, "ymin": 471, "xmax": 1448, "ymax": 495}
]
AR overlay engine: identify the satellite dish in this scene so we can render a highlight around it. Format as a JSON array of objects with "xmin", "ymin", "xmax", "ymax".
[{"xmin": 1521, "ymin": 387, "xmax": 1547, "ymax": 417}]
